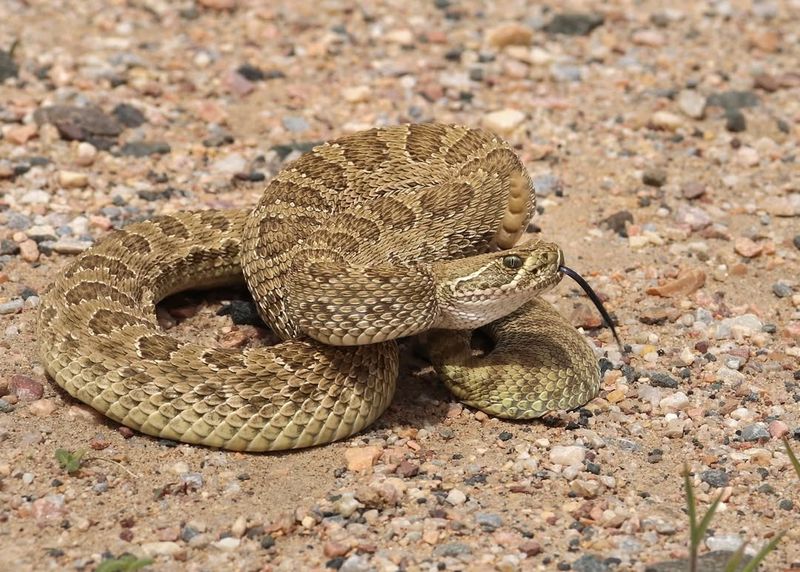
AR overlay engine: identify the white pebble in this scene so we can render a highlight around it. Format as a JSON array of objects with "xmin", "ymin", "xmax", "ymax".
[
  {"xmin": 716, "ymin": 366, "xmax": 745, "ymax": 384},
  {"xmin": 650, "ymin": 111, "xmax": 683, "ymax": 131},
  {"xmin": 212, "ymin": 537, "xmax": 240, "ymax": 551},
  {"xmin": 170, "ymin": 461, "xmax": 189, "ymax": 474},
  {"xmin": 730, "ymin": 407, "xmax": 755, "ymax": 422},
  {"xmin": 659, "ymin": 392, "xmax": 690, "ymax": 412},
  {"xmin": 706, "ymin": 533, "xmax": 744, "ymax": 552},
  {"xmin": 75, "ymin": 142, "xmax": 97, "ymax": 166},
  {"xmin": 446, "ymin": 488, "xmax": 467, "ymax": 505},
  {"xmin": 482, "ymin": 109, "xmax": 526, "ymax": 135},
  {"xmin": 549, "ymin": 445, "xmax": 586, "ymax": 467},
  {"xmin": 141, "ymin": 541, "xmax": 182, "ymax": 557}
]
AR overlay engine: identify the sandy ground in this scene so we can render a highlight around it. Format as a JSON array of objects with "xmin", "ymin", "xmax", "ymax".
[{"xmin": 1, "ymin": 1, "xmax": 799, "ymax": 571}]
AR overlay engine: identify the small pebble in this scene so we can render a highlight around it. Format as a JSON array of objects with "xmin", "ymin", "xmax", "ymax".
[
  {"xmin": 8, "ymin": 374, "xmax": 44, "ymax": 401},
  {"xmin": 725, "ymin": 109, "xmax": 746, "ymax": 132},
  {"xmin": 0, "ymin": 299, "xmax": 24, "ymax": 315},
  {"xmin": 28, "ymin": 399, "xmax": 57, "ymax": 417},
  {"xmin": 700, "ymin": 469, "xmax": 730, "ymax": 488},
  {"xmin": 740, "ymin": 423, "xmax": 770, "ymax": 442},
  {"xmin": 446, "ymin": 488, "xmax": 467, "ymax": 505},
  {"xmin": 772, "ymin": 282, "xmax": 793, "ymax": 298},
  {"xmin": 482, "ymin": 109, "xmax": 526, "ymax": 134},
  {"xmin": 642, "ymin": 168, "xmax": 667, "ymax": 187},
  {"xmin": 650, "ymin": 111, "xmax": 683, "ymax": 131},
  {"xmin": 659, "ymin": 392, "xmax": 690, "ymax": 412},
  {"xmin": 485, "ymin": 23, "xmax": 533, "ymax": 48},
  {"xmin": 677, "ymin": 89, "xmax": 706, "ymax": 119},
  {"xmin": 141, "ymin": 541, "xmax": 182, "ymax": 557},
  {"xmin": 58, "ymin": 170, "xmax": 89, "ymax": 189},
  {"xmin": 344, "ymin": 446, "xmax": 382, "ymax": 472},
  {"xmin": 549, "ymin": 445, "xmax": 586, "ymax": 467}
]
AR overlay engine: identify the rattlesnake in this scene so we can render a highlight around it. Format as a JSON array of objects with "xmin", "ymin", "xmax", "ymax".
[{"xmin": 37, "ymin": 123, "xmax": 601, "ymax": 451}]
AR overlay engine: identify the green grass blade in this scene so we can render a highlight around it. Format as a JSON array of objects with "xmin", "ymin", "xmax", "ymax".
[
  {"xmin": 683, "ymin": 465, "xmax": 698, "ymax": 538},
  {"xmin": 784, "ymin": 439, "xmax": 800, "ymax": 478},
  {"xmin": 695, "ymin": 493, "xmax": 723, "ymax": 541},
  {"xmin": 739, "ymin": 531, "xmax": 785, "ymax": 572},
  {"xmin": 95, "ymin": 555, "xmax": 153, "ymax": 572},
  {"xmin": 723, "ymin": 541, "xmax": 747, "ymax": 572}
]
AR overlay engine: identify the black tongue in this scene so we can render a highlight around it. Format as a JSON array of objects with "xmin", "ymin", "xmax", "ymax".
[{"xmin": 559, "ymin": 266, "xmax": 623, "ymax": 351}]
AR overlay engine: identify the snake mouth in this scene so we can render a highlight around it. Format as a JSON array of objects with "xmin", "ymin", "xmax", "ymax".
[{"xmin": 559, "ymin": 265, "xmax": 623, "ymax": 350}]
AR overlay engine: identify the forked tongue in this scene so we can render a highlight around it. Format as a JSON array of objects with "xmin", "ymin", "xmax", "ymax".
[{"xmin": 559, "ymin": 266, "xmax": 623, "ymax": 351}]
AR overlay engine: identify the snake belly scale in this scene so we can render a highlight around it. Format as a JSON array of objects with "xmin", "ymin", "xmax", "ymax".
[{"xmin": 37, "ymin": 123, "xmax": 600, "ymax": 451}]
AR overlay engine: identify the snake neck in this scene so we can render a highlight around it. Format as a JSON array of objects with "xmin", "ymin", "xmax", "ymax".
[{"xmin": 283, "ymin": 259, "xmax": 440, "ymax": 346}]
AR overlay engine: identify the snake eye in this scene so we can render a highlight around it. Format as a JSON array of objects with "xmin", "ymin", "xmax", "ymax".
[{"xmin": 502, "ymin": 254, "xmax": 523, "ymax": 269}]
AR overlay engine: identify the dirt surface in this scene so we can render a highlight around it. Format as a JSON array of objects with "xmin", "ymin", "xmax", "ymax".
[{"xmin": 1, "ymin": 1, "xmax": 799, "ymax": 571}]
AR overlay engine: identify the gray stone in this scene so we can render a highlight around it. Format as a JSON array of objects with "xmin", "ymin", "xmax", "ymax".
[
  {"xmin": 677, "ymin": 89, "xmax": 706, "ymax": 119},
  {"xmin": 706, "ymin": 533, "xmax": 744, "ymax": 552},
  {"xmin": 543, "ymin": 13, "xmax": 604, "ymax": 36},
  {"xmin": 20, "ymin": 190, "xmax": 51, "ymax": 204},
  {"xmin": 725, "ymin": 109, "xmax": 746, "ymax": 132},
  {"xmin": 180, "ymin": 525, "xmax": 200, "ymax": 542},
  {"xmin": 642, "ymin": 168, "xmax": 667, "ymax": 187},
  {"xmin": 339, "ymin": 555, "xmax": 372, "ymax": 572},
  {"xmin": 475, "ymin": 513, "xmax": 503, "ymax": 531},
  {"xmin": 0, "ymin": 299, "xmax": 24, "ymax": 315},
  {"xmin": 282, "ymin": 116, "xmax": 310, "ymax": 133},
  {"xmin": 700, "ymin": 469, "xmax": 730, "ymax": 488},
  {"xmin": 573, "ymin": 554, "xmax": 610, "ymax": 572},
  {"xmin": 211, "ymin": 153, "xmax": 247, "ymax": 174},
  {"xmin": 180, "ymin": 472, "xmax": 204, "ymax": 488},
  {"xmin": 550, "ymin": 64, "xmax": 582, "ymax": 82},
  {"xmin": 706, "ymin": 90, "xmax": 759, "ymax": 111},
  {"xmin": 34, "ymin": 105, "xmax": 122, "ymax": 148},
  {"xmin": 112, "ymin": 103, "xmax": 146, "ymax": 128},
  {"xmin": 600, "ymin": 210, "xmax": 633, "ymax": 237},
  {"xmin": 740, "ymin": 423, "xmax": 770, "ymax": 442},
  {"xmin": 772, "ymin": 282, "xmax": 793, "ymax": 298},
  {"xmin": 0, "ymin": 239, "xmax": 19, "ymax": 255},
  {"xmin": 433, "ymin": 542, "xmax": 472, "ymax": 557},
  {"xmin": 531, "ymin": 173, "xmax": 563, "ymax": 197},
  {"xmin": 118, "ymin": 141, "xmax": 171, "ymax": 157},
  {"xmin": 648, "ymin": 372, "xmax": 678, "ymax": 389},
  {"xmin": 6, "ymin": 213, "xmax": 31, "ymax": 230}
]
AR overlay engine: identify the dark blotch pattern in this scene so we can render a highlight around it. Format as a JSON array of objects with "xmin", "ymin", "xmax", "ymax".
[
  {"xmin": 65, "ymin": 281, "xmax": 135, "ymax": 307},
  {"xmin": 405, "ymin": 123, "xmax": 449, "ymax": 163},
  {"xmin": 154, "ymin": 215, "xmax": 191, "ymax": 239},
  {"xmin": 136, "ymin": 334, "xmax": 181, "ymax": 361},
  {"xmin": 198, "ymin": 211, "xmax": 231, "ymax": 232},
  {"xmin": 65, "ymin": 254, "xmax": 137, "ymax": 282},
  {"xmin": 88, "ymin": 308, "xmax": 150, "ymax": 335},
  {"xmin": 340, "ymin": 129, "xmax": 391, "ymax": 171},
  {"xmin": 118, "ymin": 232, "xmax": 153, "ymax": 256}
]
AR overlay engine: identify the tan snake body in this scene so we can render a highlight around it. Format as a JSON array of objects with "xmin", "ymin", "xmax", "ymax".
[{"xmin": 37, "ymin": 123, "xmax": 599, "ymax": 451}]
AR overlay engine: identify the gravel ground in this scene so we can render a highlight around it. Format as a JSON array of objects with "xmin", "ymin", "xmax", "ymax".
[{"xmin": 1, "ymin": 1, "xmax": 799, "ymax": 571}]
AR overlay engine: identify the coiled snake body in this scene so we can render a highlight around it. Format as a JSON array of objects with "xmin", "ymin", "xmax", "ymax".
[{"xmin": 37, "ymin": 124, "xmax": 599, "ymax": 451}]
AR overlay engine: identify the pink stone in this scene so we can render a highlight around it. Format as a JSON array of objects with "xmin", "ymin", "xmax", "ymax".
[
  {"xmin": 768, "ymin": 420, "xmax": 789, "ymax": 439},
  {"xmin": 8, "ymin": 374, "xmax": 44, "ymax": 401}
]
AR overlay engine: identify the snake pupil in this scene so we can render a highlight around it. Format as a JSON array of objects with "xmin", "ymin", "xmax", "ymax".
[{"xmin": 502, "ymin": 255, "xmax": 523, "ymax": 269}]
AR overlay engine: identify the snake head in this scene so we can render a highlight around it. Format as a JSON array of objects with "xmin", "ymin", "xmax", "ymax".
[{"xmin": 432, "ymin": 239, "xmax": 563, "ymax": 330}]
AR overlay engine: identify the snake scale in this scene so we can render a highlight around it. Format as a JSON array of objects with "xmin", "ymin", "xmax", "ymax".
[{"xmin": 37, "ymin": 123, "xmax": 600, "ymax": 451}]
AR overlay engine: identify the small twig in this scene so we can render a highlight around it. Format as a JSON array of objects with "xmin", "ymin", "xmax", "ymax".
[{"xmin": 85, "ymin": 456, "xmax": 141, "ymax": 479}]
